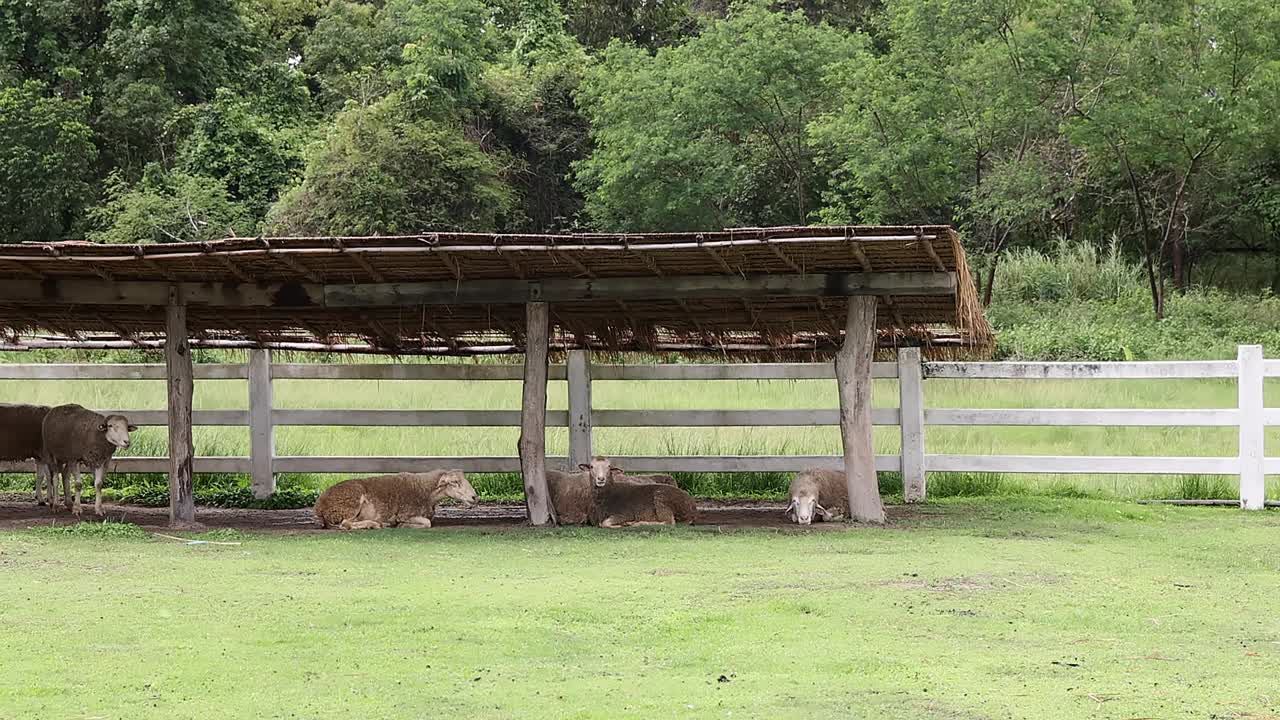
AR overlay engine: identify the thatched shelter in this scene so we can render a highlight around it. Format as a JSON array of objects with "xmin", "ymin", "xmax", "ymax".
[{"xmin": 0, "ymin": 225, "xmax": 990, "ymax": 527}]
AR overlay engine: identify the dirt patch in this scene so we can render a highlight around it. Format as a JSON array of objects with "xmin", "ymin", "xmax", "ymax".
[
  {"xmin": 0, "ymin": 498, "xmax": 923, "ymax": 533},
  {"xmin": 882, "ymin": 572, "xmax": 1060, "ymax": 593}
]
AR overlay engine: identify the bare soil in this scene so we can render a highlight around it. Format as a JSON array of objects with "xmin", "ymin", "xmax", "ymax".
[{"xmin": 0, "ymin": 496, "xmax": 931, "ymax": 533}]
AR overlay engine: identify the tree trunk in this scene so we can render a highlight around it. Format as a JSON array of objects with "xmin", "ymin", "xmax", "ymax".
[
  {"xmin": 518, "ymin": 302, "xmax": 556, "ymax": 526},
  {"xmin": 981, "ymin": 257, "xmax": 997, "ymax": 307},
  {"xmin": 166, "ymin": 299, "xmax": 197, "ymax": 528},
  {"xmin": 835, "ymin": 296, "xmax": 885, "ymax": 524}
]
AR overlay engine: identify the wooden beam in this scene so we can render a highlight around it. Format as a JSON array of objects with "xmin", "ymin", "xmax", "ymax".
[
  {"xmin": 166, "ymin": 299, "xmax": 197, "ymax": 528},
  {"xmin": 0, "ymin": 272, "xmax": 951, "ymax": 308},
  {"xmin": 898, "ymin": 347, "xmax": 926, "ymax": 503},
  {"xmin": 324, "ymin": 272, "xmax": 957, "ymax": 307},
  {"xmin": 835, "ymin": 296, "xmax": 885, "ymax": 524},
  {"xmin": 518, "ymin": 302, "xmax": 556, "ymax": 526},
  {"xmin": 0, "ymin": 279, "xmax": 323, "ymax": 307},
  {"xmin": 567, "ymin": 350, "xmax": 593, "ymax": 469},
  {"xmin": 248, "ymin": 349, "xmax": 276, "ymax": 499}
]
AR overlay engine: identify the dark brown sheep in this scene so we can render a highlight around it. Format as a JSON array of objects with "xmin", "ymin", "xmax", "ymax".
[
  {"xmin": 546, "ymin": 467, "xmax": 679, "ymax": 525},
  {"xmin": 0, "ymin": 403, "xmax": 55, "ymax": 506},
  {"xmin": 582, "ymin": 457, "xmax": 697, "ymax": 527},
  {"xmin": 42, "ymin": 404, "xmax": 136, "ymax": 517}
]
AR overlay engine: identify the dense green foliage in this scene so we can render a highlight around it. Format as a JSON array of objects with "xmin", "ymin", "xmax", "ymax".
[{"xmin": 2, "ymin": 0, "xmax": 1279, "ymax": 312}]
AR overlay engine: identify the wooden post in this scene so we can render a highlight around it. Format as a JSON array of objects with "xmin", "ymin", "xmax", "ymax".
[
  {"xmin": 567, "ymin": 349, "xmax": 593, "ymax": 470},
  {"xmin": 898, "ymin": 346, "xmax": 926, "ymax": 503},
  {"xmin": 248, "ymin": 349, "xmax": 275, "ymax": 498},
  {"xmin": 1238, "ymin": 344, "xmax": 1265, "ymax": 510},
  {"xmin": 835, "ymin": 296, "xmax": 886, "ymax": 523},
  {"xmin": 519, "ymin": 302, "xmax": 557, "ymax": 525},
  {"xmin": 166, "ymin": 298, "xmax": 196, "ymax": 527}
]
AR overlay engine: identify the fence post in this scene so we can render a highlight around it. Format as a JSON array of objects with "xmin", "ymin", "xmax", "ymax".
[
  {"xmin": 567, "ymin": 349, "xmax": 593, "ymax": 470},
  {"xmin": 249, "ymin": 349, "xmax": 276, "ymax": 498},
  {"xmin": 1238, "ymin": 344, "xmax": 1265, "ymax": 510},
  {"xmin": 898, "ymin": 347, "xmax": 926, "ymax": 502}
]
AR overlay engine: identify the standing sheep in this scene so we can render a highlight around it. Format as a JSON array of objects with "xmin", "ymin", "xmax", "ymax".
[
  {"xmin": 313, "ymin": 469, "xmax": 479, "ymax": 530},
  {"xmin": 42, "ymin": 404, "xmax": 136, "ymax": 517},
  {"xmin": 784, "ymin": 469, "xmax": 849, "ymax": 525},
  {"xmin": 0, "ymin": 404, "xmax": 56, "ymax": 507},
  {"xmin": 545, "ymin": 466, "xmax": 679, "ymax": 525},
  {"xmin": 583, "ymin": 457, "xmax": 697, "ymax": 527}
]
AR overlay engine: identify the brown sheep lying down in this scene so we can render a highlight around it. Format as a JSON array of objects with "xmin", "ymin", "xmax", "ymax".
[
  {"xmin": 545, "ymin": 467, "xmax": 679, "ymax": 525},
  {"xmin": 582, "ymin": 457, "xmax": 697, "ymax": 527},
  {"xmin": 784, "ymin": 468, "xmax": 849, "ymax": 525},
  {"xmin": 313, "ymin": 469, "xmax": 479, "ymax": 530}
]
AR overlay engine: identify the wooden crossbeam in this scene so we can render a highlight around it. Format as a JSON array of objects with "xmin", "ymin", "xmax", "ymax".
[
  {"xmin": 922, "ymin": 240, "xmax": 947, "ymax": 272},
  {"xmin": 554, "ymin": 251, "xmax": 596, "ymax": 278},
  {"xmin": 767, "ymin": 244, "xmax": 804, "ymax": 274},
  {"xmin": 216, "ymin": 254, "xmax": 253, "ymax": 283},
  {"xmin": 0, "ymin": 272, "xmax": 957, "ymax": 308}
]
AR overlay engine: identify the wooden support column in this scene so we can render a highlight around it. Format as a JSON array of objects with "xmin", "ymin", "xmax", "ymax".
[
  {"xmin": 835, "ymin": 297, "xmax": 886, "ymax": 524},
  {"xmin": 519, "ymin": 302, "xmax": 557, "ymax": 525},
  {"xmin": 166, "ymin": 298, "xmax": 197, "ymax": 527},
  {"xmin": 567, "ymin": 349, "xmax": 593, "ymax": 470},
  {"xmin": 898, "ymin": 347, "xmax": 926, "ymax": 503},
  {"xmin": 248, "ymin": 349, "xmax": 275, "ymax": 498}
]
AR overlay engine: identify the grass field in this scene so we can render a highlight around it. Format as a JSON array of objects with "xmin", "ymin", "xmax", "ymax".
[
  {"xmin": 2, "ymin": 359, "xmax": 1279, "ymax": 502},
  {"xmin": 2, "ymin": 356, "xmax": 1280, "ymax": 499},
  {"xmin": 0, "ymin": 497, "xmax": 1277, "ymax": 719}
]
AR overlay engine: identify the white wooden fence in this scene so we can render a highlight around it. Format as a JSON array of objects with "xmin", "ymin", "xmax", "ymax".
[{"xmin": 1, "ymin": 345, "xmax": 1276, "ymax": 509}]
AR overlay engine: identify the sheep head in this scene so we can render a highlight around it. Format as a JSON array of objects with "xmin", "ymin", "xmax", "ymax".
[
  {"xmin": 99, "ymin": 415, "xmax": 137, "ymax": 449},
  {"xmin": 579, "ymin": 456, "xmax": 623, "ymax": 488},
  {"xmin": 785, "ymin": 492, "xmax": 826, "ymax": 526},
  {"xmin": 439, "ymin": 469, "xmax": 479, "ymax": 506}
]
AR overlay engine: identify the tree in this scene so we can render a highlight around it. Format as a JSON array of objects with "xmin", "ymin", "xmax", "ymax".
[
  {"xmin": 88, "ymin": 167, "xmax": 255, "ymax": 244},
  {"xmin": 1066, "ymin": 0, "xmax": 1280, "ymax": 317},
  {"xmin": 576, "ymin": 3, "xmax": 863, "ymax": 231},
  {"xmin": 0, "ymin": 81, "xmax": 97, "ymax": 242},
  {"xmin": 265, "ymin": 94, "xmax": 516, "ymax": 234}
]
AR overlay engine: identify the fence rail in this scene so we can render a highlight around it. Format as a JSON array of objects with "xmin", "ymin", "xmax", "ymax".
[{"xmin": 1, "ymin": 348, "xmax": 1276, "ymax": 508}]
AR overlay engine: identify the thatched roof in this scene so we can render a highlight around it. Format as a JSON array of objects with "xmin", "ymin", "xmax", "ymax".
[{"xmin": 0, "ymin": 226, "xmax": 991, "ymax": 359}]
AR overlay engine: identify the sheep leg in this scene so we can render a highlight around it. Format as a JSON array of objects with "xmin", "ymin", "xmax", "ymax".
[
  {"xmin": 45, "ymin": 463, "xmax": 58, "ymax": 509},
  {"xmin": 34, "ymin": 464, "xmax": 46, "ymax": 505},
  {"xmin": 401, "ymin": 516, "xmax": 433, "ymax": 529},
  {"xmin": 70, "ymin": 461, "xmax": 83, "ymax": 512},
  {"xmin": 338, "ymin": 519, "xmax": 384, "ymax": 531},
  {"xmin": 71, "ymin": 462, "xmax": 83, "ymax": 517},
  {"xmin": 60, "ymin": 463, "xmax": 73, "ymax": 511},
  {"xmin": 93, "ymin": 465, "xmax": 106, "ymax": 516}
]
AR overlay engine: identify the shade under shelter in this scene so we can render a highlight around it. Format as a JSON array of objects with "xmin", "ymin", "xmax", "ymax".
[{"xmin": 0, "ymin": 225, "xmax": 990, "ymax": 528}]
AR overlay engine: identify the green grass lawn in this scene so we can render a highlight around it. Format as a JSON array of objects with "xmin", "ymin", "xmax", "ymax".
[
  {"xmin": 1, "ymin": 497, "xmax": 1277, "ymax": 719},
  {"xmin": 3, "ymin": 363, "xmax": 1279, "ymax": 501}
]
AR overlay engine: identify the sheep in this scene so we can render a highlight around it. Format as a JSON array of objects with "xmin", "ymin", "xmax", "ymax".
[
  {"xmin": 545, "ymin": 466, "xmax": 679, "ymax": 525},
  {"xmin": 313, "ymin": 469, "xmax": 479, "ymax": 530},
  {"xmin": 582, "ymin": 456, "xmax": 697, "ymax": 527},
  {"xmin": 41, "ymin": 404, "xmax": 137, "ymax": 517},
  {"xmin": 0, "ymin": 403, "xmax": 57, "ymax": 507},
  {"xmin": 784, "ymin": 469, "xmax": 849, "ymax": 525}
]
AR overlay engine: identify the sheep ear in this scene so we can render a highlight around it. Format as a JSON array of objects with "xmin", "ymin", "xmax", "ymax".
[
  {"xmin": 782, "ymin": 499, "xmax": 796, "ymax": 517},
  {"xmin": 127, "ymin": 424, "xmax": 138, "ymax": 432},
  {"xmin": 577, "ymin": 463, "xmax": 591, "ymax": 471},
  {"xmin": 609, "ymin": 467, "xmax": 624, "ymax": 475}
]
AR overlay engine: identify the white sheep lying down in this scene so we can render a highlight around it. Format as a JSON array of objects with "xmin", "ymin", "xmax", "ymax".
[
  {"xmin": 0, "ymin": 404, "xmax": 56, "ymax": 506},
  {"xmin": 784, "ymin": 469, "xmax": 849, "ymax": 525},
  {"xmin": 313, "ymin": 470, "xmax": 479, "ymax": 530},
  {"xmin": 42, "ymin": 404, "xmax": 136, "ymax": 517}
]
